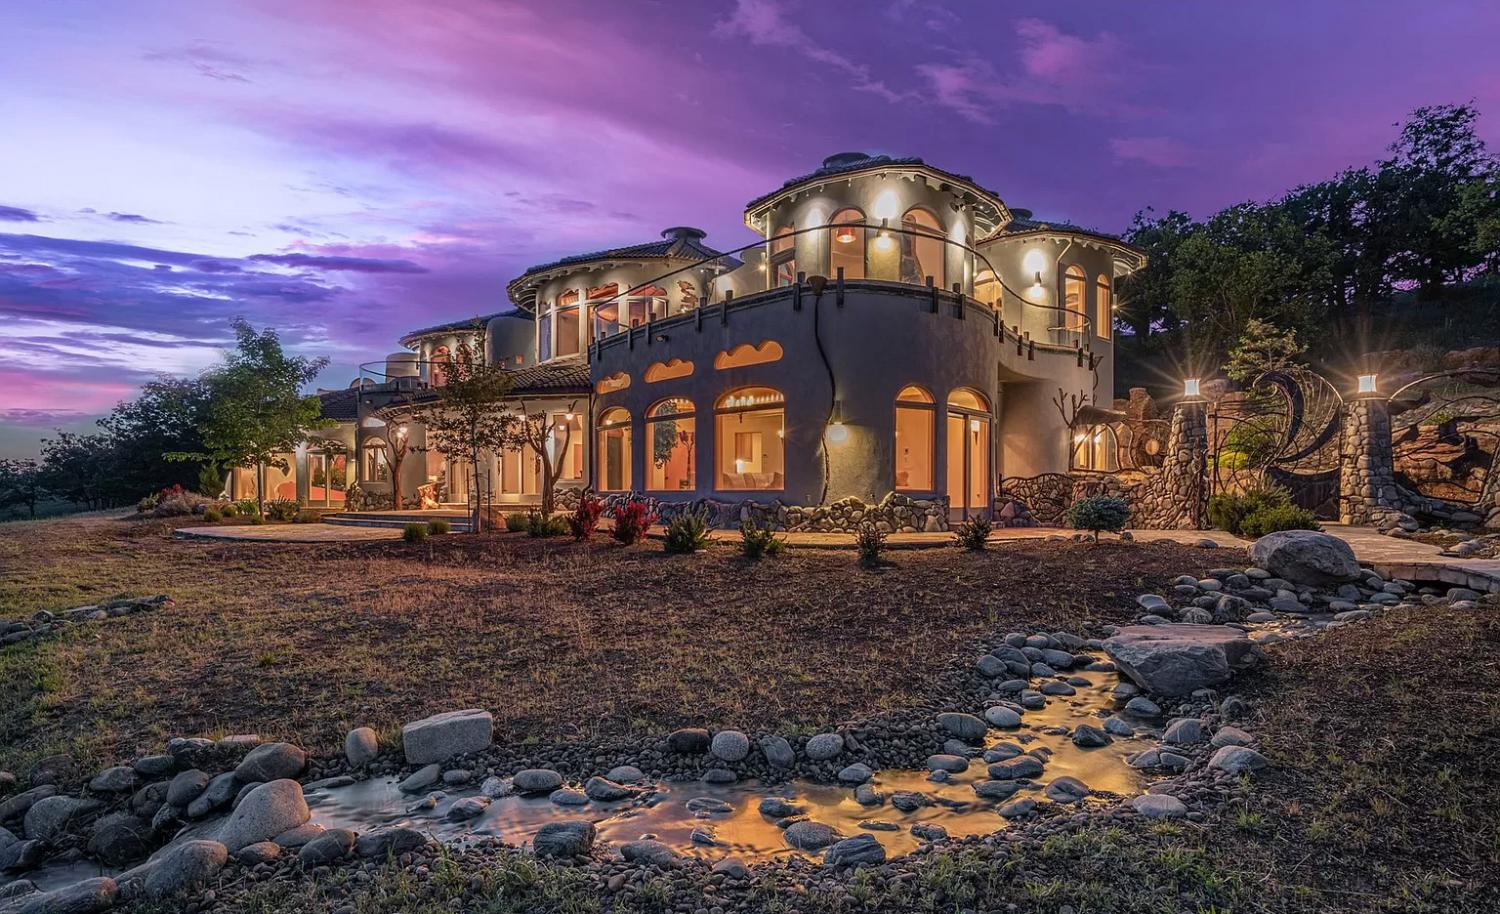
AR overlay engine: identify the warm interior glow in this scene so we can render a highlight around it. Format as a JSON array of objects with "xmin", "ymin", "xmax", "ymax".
[
  {"xmin": 596, "ymin": 407, "xmax": 632, "ymax": 492},
  {"xmin": 646, "ymin": 398, "xmax": 695, "ymax": 491},
  {"xmin": 716, "ymin": 387, "xmax": 785, "ymax": 491},
  {"xmin": 894, "ymin": 387, "xmax": 935, "ymax": 491}
]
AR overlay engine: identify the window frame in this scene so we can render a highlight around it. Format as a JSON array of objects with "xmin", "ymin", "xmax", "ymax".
[
  {"xmin": 893, "ymin": 384, "xmax": 937, "ymax": 493},
  {"xmin": 594, "ymin": 406, "xmax": 633, "ymax": 493},
  {"xmin": 645, "ymin": 397, "xmax": 697, "ymax": 492},
  {"xmin": 827, "ymin": 207, "xmax": 867, "ymax": 280},
  {"xmin": 713, "ymin": 386, "xmax": 786, "ymax": 493}
]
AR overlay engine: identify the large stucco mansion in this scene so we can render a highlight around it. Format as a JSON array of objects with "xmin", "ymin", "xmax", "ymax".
[{"xmin": 234, "ymin": 153, "xmax": 1145, "ymax": 529}]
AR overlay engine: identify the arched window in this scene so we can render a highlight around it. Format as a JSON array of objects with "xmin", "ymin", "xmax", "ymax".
[
  {"xmin": 362, "ymin": 439, "xmax": 391, "ymax": 484},
  {"xmin": 556, "ymin": 288, "xmax": 582, "ymax": 358},
  {"xmin": 430, "ymin": 346, "xmax": 450, "ymax": 387},
  {"xmin": 894, "ymin": 385, "xmax": 936, "ymax": 492},
  {"xmin": 551, "ymin": 411, "xmax": 585, "ymax": 483},
  {"xmin": 900, "ymin": 207, "xmax": 945, "ymax": 288},
  {"xmin": 596, "ymin": 407, "xmax": 632, "ymax": 492},
  {"xmin": 715, "ymin": 387, "xmax": 785, "ymax": 491},
  {"xmin": 1095, "ymin": 275, "xmax": 1112, "ymax": 340},
  {"xmin": 1072, "ymin": 425, "xmax": 1119, "ymax": 472},
  {"xmin": 646, "ymin": 398, "xmax": 696, "ymax": 492},
  {"xmin": 946, "ymin": 388, "xmax": 991, "ymax": 515},
  {"xmin": 1061, "ymin": 265, "xmax": 1087, "ymax": 333},
  {"xmin": 974, "ymin": 269, "xmax": 1001, "ymax": 310},
  {"xmin": 770, "ymin": 226, "xmax": 796, "ymax": 288},
  {"xmin": 828, "ymin": 208, "xmax": 866, "ymax": 280}
]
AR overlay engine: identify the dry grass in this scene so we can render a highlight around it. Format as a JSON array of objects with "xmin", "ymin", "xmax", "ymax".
[{"xmin": 0, "ymin": 512, "xmax": 1221, "ymax": 776}]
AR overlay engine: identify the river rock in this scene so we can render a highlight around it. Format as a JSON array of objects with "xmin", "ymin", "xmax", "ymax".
[
  {"xmin": 86, "ymin": 812, "xmax": 151, "ymax": 865},
  {"xmin": 936, "ymin": 712, "xmax": 987, "ymax": 742},
  {"xmin": 356, "ymin": 826, "xmax": 426, "ymax": 858},
  {"xmin": 512, "ymin": 769, "xmax": 563, "ymax": 793},
  {"xmin": 759, "ymin": 737, "xmax": 795, "ymax": 768},
  {"xmin": 973, "ymin": 780, "xmax": 1022, "ymax": 800},
  {"xmin": 997, "ymin": 797, "xmax": 1036, "ymax": 818},
  {"xmin": 804, "ymin": 733, "xmax": 844, "ymax": 761},
  {"xmin": 237, "ymin": 840, "xmax": 282, "ymax": 865},
  {"xmin": 606, "ymin": 764, "xmax": 646, "ymax": 784},
  {"xmin": 533, "ymin": 820, "xmax": 595, "ymax": 859},
  {"xmin": 584, "ymin": 777, "xmax": 632, "ymax": 801},
  {"xmin": 1209, "ymin": 745, "xmax": 1270, "ymax": 774},
  {"xmin": 621, "ymin": 838, "xmax": 680, "ymax": 867},
  {"xmin": 1071, "ymin": 724, "xmax": 1111, "ymax": 748},
  {"xmin": 758, "ymin": 797, "xmax": 801, "ymax": 819},
  {"xmin": 783, "ymin": 820, "xmax": 840, "ymax": 851},
  {"xmin": 187, "ymin": 772, "xmax": 238, "ymax": 818},
  {"xmin": 0, "ymin": 786, "xmax": 56, "ymax": 824},
  {"xmin": 1249, "ymin": 531, "xmax": 1361, "ymax": 586},
  {"xmin": 823, "ymin": 833, "xmax": 885, "ymax": 866},
  {"xmin": 987, "ymin": 755, "xmax": 1044, "ymax": 780},
  {"xmin": 706, "ymin": 729, "xmax": 750, "ymax": 762},
  {"xmin": 401, "ymin": 709, "xmax": 493, "ymax": 765},
  {"xmin": 10, "ymin": 876, "xmax": 116, "ymax": 914},
  {"xmin": 983, "ymin": 706, "xmax": 1022, "ymax": 728},
  {"xmin": 217, "ymin": 780, "xmax": 309, "ymax": 852},
  {"xmin": 1131, "ymin": 793, "xmax": 1187, "ymax": 818},
  {"xmin": 24, "ymin": 795, "xmax": 102, "ymax": 843},
  {"xmin": 926, "ymin": 754, "xmax": 969, "ymax": 773},
  {"xmin": 344, "ymin": 728, "xmax": 379, "ymax": 767},
  {"xmin": 87, "ymin": 767, "xmax": 138, "ymax": 794},
  {"xmin": 297, "ymin": 828, "xmax": 355, "ymax": 865},
  {"xmin": 666, "ymin": 728, "xmax": 710, "ymax": 754},
  {"xmin": 142, "ymin": 839, "xmax": 228, "ymax": 899},
  {"xmin": 1163, "ymin": 718, "xmax": 1207, "ymax": 746},
  {"xmin": 711, "ymin": 857, "xmax": 748, "ymax": 878},
  {"xmin": 445, "ymin": 796, "xmax": 491, "ymax": 820},
  {"xmin": 1045, "ymin": 776, "xmax": 1090, "ymax": 803},
  {"xmin": 1211, "ymin": 726, "xmax": 1254, "ymax": 748},
  {"xmin": 165, "ymin": 770, "xmax": 210, "ymax": 808},
  {"xmin": 234, "ymin": 743, "xmax": 306, "ymax": 782},
  {"xmin": 837, "ymin": 763, "xmax": 873, "ymax": 784},
  {"xmin": 398, "ymin": 764, "xmax": 441, "ymax": 794},
  {"xmin": 1104, "ymin": 624, "xmax": 1262, "ymax": 696},
  {"xmin": 548, "ymin": 788, "xmax": 588, "ymax": 806}
]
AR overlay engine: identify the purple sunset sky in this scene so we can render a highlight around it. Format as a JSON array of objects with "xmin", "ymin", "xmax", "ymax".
[{"xmin": 3, "ymin": 0, "xmax": 1499, "ymax": 457}]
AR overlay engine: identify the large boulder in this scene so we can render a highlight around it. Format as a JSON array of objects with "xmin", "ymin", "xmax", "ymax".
[
  {"xmin": 86, "ymin": 812, "xmax": 152, "ymax": 865},
  {"xmin": 1104, "ymin": 624, "xmax": 1262, "ymax": 696},
  {"xmin": 1249, "ymin": 531, "xmax": 1360, "ymax": 586},
  {"xmin": 23, "ymin": 795, "xmax": 102, "ymax": 843},
  {"xmin": 10, "ymin": 876, "xmax": 116, "ymax": 914},
  {"xmin": 344, "ymin": 728, "xmax": 379, "ymax": 768},
  {"xmin": 355, "ymin": 826, "xmax": 426, "ymax": 858},
  {"xmin": 216, "ymin": 780, "xmax": 309, "ymax": 852},
  {"xmin": 533, "ymin": 821, "xmax": 595, "ymax": 859},
  {"xmin": 823, "ymin": 833, "xmax": 885, "ymax": 867},
  {"xmin": 401, "ymin": 709, "xmax": 493, "ymax": 765},
  {"xmin": 234, "ymin": 743, "xmax": 306, "ymax": 782}
]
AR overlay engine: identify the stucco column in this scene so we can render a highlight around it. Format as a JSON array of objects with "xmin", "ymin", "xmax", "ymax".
[{"xmin": 1338, "ymin": 396, "xmax": 1399, "ymax": 525}]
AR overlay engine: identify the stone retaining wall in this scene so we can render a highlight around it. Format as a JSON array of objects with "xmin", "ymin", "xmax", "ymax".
[{"xmin": 595, "ymin": 491, "xmax": 949, "ymax": 533}]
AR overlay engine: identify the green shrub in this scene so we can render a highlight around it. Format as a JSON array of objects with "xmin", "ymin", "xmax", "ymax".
[
  {"xmin": 953, "ymin": 515, "xmax": 991, "ymax": 551},
  {"xmin": 856, "ymin": 521, "xmax": 887, "ymax": 567},
  {"xmin": 201, "ymin": 508, "xmax": 223, "ymax": 523},
  {"xmin": 739, "ymin": 520, "xmax": 786, "ymax": 559},
  {"xmin": 1209, "ymin": 485, "xmax": 1303, "ymax": 536},
  {"xmin": 136, "ymin": 493, "xmax": 158, "ymax": 514},
  {"xmin": 237, "ymin": 500, "xmax": 260, "ymax": 517},
  {"xmin": 663, "ymin": 512, "xmax": 711, "ymax": 554},
  {"xmin": 248, "ymin": 514, "xmax": 266, "ymax": 526},
  {"xmin": 403, "ymin": 522, "xmax": 429, "ymax": 544},
  {"xmin": 294, "ymin": 510, "xmax": 320, "ymax": 524},
  {"xmin": 1239, "ymin": 504, "xmax": 1320, "ymax": 538},
  {"xmin": 526, "ymin": 511, "xmax": 568, "ymax": 537},
  {"xmin": 221, "ymin": 503, "xmax": 240, "ymax": 518},
  {"xmin": 505, "ymin": 512, "xmax": 530, "ymax": 533},
  {"xmin": 428, "ymin": 518, "xmax": 451, "ymax": 535},
  {"xmin": 265, "ymin": 500, "xmax": 300, "ymax": 522},
  {"xmin": 1066, "ymin": 495, "xmax": 1130, "ymax": 536}
]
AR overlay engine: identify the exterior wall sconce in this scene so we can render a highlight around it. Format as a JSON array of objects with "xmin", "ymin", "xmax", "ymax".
[
  {"xmin": 1357, "ymin": 373, "xmax": 1378, "ymax": 395},
  {"xmin": 874, "ymin": 219, "xmax": 894, "ymax": 252},
  {"xmin": 834, "ymin": 226, "xmax": 856, "ymax": 244},
  {"xmin": 825, "ymin": 399, "xmax": 849, "ymax": 444},
  {"xmin": 1183, "ymin": 378, "xmax": 1202, "ymax": 399}
]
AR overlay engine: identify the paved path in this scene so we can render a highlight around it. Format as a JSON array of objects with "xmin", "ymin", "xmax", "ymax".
[{"xmin": 174, "ymin": 523, "xmax": 403, "ymax": 543}]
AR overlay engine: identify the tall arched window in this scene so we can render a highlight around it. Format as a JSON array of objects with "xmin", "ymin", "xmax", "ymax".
[
  {"xmin": 430, "ymin": 346, "xmax": 450, "ymax": 387},
  {"xmin": 828, "ymin": 208, "xmax": 866, "ymax": 280},
  {"xmin": 362, "ymin": 439, "xmax": 391, "ymax": 484},
  {"xmin": 946, "ymin": 388, "xmax": 991, "ymax": 517},
  {"xmin": 900, "ymin": 207, "xmax": 945, "ymax": 288},
  {"xmin": 770, "ymin": 227, "xmax": 796, "ymax": 288},
  {"xmin": 1062, "ymin": 265, "xmax": 1087, "ymax": 334},
  {"xmin": 596, "ymin": 407, "xmax": 632, "ymax": 492},
  {"xmin": 894, "ymin": 385, "xmax": 935, "ymax": 492},
  {"xmin": 1095, "ymin": 275, "xmax": 1112, "ymax": 340},
  {"xmin": 646, "ymin": 398, "xmax": 696, "ymax": 492},
  {"xmin": 715, "ymin": 387, "xmax": 784, "ymax": 491},
  {"xmin": 555, "ymin": 288, "xmax": 581, "ymax": 358},
  {"xmin": 974, "ymin": 269, "xmax": 1001, "ymax": 310}
]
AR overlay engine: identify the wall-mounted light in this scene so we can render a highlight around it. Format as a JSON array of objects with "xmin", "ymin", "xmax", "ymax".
[
  {"xmin": 1183, "ymin": 378, "xmax": 1201, "ymax": 399},
  {"xmin": 874, "ymin": 218, "xmax": 894, "ymax": 252},
  {"xmin": 872, "ymin": 188, "xmax": 900, "ymax": 221},
  {"xmin": 1022, "ymin": 248, "xmax": 1049, "ymax": 277},
  {"xmin": 834, "ymin": 227, "xmax": 856, "ymax": 244},
  {"xmin": 1357, "ymin": 373, "xmax": 1378, "ymax": 394},
  {"xmin": 825, "ymin": 399, "xmax": 849, "ymax": 444}
]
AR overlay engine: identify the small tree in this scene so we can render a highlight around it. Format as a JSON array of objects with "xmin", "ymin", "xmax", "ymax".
[
  {"xmin": 412, "ymin": 339, "xmax": 513, "ymax": 532},
  {"xmin": 1225, "ymin": 318, "xmax": 1306, "ymax": 385},
  {"xmin": 1066, "ymin": 495, "xmax": 1130, "ymax": 538},
  {"xmin": 503, "ymin": 399, "xmax": 579, "ymax": 518},
  {"xmin": 0, "ymin": 458, "xmax": 43, "ymax": 519},
  {"xmin": 171, "ymin": 319, "xmax": 329, "ymax": 510}
]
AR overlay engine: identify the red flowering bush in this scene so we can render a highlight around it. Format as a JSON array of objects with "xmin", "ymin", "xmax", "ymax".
[
  {"xmin": 610, "ymin": 497, "xmax": 659, "ymax": 545},
  {"xmin": 568, "ymin": 493, "xmax": 606, "ymax": 541}
]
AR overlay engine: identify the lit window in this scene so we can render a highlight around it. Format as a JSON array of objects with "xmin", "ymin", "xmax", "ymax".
[
  {"xmin": 551, "ymin": 413, "xmax": 585, "ymax": 482},
  {"xmin": 713, "ymin": 340, "xmax": 784, "ymax": 370},
  {"xmin": 900, "ymin": 207, "xmax": 945, "ymax": 288},
  {"xmin": 894, "ymin": 385, "xmax": 935, "ymax": 492},
  {"xmin": 430, "ymin": 346, "xmax": 450, "ymax": 387},
  {"xmin": 974, "ymin": 269, "xmax": 1001, "ymax": 310},
  {"xmin": 1062, "ymin": 265, "xmax": 1086, "ymax": 333},
  {"xmin": 770, "ymin": 226, "xmax": 796, "ymax": 288},
  {"xmin": 945, "ymin": 388, "xmax": 991, "ymax": 513},
  {"xmin": 1095, "ymin": 275, "xmax": 1112, "ymax": 340},
  {"xmin": 645, "ymin": 359, "xmax": 694, "ymax": 382},
  {"xmin": 555, "ymin": 305, "xmax": 580, "ymax": 357},
  {"xmin": 596, "ymin": 407, "xmax": 633, "ymax": 492},
  {"xmin": 828, "ymin": 208, "xmax": 866, "ymax": 280},
  {"xmin": 715, "ymin": 387, "xmax": 785, "ymax": 491},
  {"xmin": 362, "ymin": 440, "xmax": 390, "ymax": 484},
  {"xmin": 646, "ymin": 398, "xmax": 696, "ymax": 492}
]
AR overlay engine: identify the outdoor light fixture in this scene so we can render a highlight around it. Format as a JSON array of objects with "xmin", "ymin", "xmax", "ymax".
[
  {"xmin": 1358, "ymin": 373, "xmax": 1378, "ymax": 394},
  {"xmin": 834, "ymin": 227, "xmax": 856, "ymax": 244},
  {"xmin": 564, "ymin": 412, "xmax": 575, "ymax": 421},
  {"xmin": 825, "ymin": 399, "xmax": 849, "ymax": 444},
  {"xmin": 874, "ymin": 218, "xmax": 894, "ymax": 252},
  {"xmin": 1183, "ymin": 378, "xmax": 1202, "ymax": 398},
  {"xmin": 1022, "ymin": 248, "xmax": 1049, "ymax": 277}
]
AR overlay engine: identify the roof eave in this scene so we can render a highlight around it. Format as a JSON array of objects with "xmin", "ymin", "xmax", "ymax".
[{"xmin": 742, "ymin": 163, "xmax": 1011, "ymax": 237}]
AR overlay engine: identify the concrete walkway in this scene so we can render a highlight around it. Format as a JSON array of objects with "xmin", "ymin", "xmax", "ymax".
[{"xmin": 174, "ymin": 523, "xmax": 403, "ymax": 543}]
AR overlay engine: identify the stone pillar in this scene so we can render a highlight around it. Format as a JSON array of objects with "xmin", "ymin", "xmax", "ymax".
[
  {"xmin": 1157, "ymin": 401, "xmax": 1209, "ymax": 529},
  {"xmin": 1338, "ymin": 396, "xmax": 1399, "ymax": 525}
]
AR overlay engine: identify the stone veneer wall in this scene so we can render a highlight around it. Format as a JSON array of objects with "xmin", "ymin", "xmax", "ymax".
[
  {"xmin": 590, "ymin": 491, "xmax": 949, "ymax": 533},
  {"xmin": 1338, "ymin": 397, "xmax": 1402, "ymax": 526}
]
